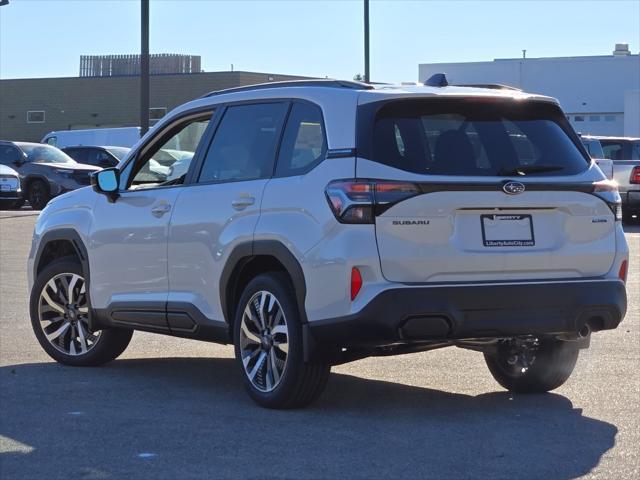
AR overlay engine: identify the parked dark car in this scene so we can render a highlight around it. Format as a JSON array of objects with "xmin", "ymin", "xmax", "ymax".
[
  {"xmin": 62, "ymin": 146, "xmax": 130, "ymax": 168},
  {"xmin": 0, "ymin": 141, "xmax": 100, "ymax": 210}
]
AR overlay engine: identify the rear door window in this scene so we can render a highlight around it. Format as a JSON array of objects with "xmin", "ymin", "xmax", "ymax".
[
  {"xmin": 601, "ymin": 141, "xmax": 624, "ymax": 160},
  {"xmin": 198, "ymin": 103, "xmax": 288, "ymax": 183},
  {"xmin": 360, "ymin": 99, "xmax": 589, "ymax": 176},
  {"xmin": 64, "ymin": 148, "xmax": 90, "ymax": 164}
]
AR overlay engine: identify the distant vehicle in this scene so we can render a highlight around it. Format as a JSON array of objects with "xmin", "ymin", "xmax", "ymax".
[
  {"xmin": 580, "ymin": 135, "xmax": 605, "ymax": 159},
  {"xmin": 0, "ymin": 141, "xmax": 100, "ymax": 210},
  {"xmin": 62, "ymin": 146, "xmax": 131, "ymax": 169},
  {"xmin": 580, "ymin": 135, "xmax": 613, "ymax": 179},
  {"xmin": 0, "ymin": 164, "xmax": 23, "ymax": 210},
  {"xmin": 42, "ymin": 127, "xmax": 141, "ymax": 149},
  {"xmin": 592, "ymin": 136, "xmax": 640, "ymax": 222}
]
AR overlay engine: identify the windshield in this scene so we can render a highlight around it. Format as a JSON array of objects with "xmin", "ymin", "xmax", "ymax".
[
  {"xmin": 18, "ymin": 144, "xmax": 76, "ymax": 164},
  {"xmin": 360, "ymin": 99, "xmax": 590, "ymax": 177},
  {"xmin": 104, "ymin": 147, "xmax": 130, "ymax": 161}
]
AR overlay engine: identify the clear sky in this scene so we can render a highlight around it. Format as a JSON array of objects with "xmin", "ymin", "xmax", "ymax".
[{"xmin": 1, "ymin": 0, "xmax": 638, "ymax": 83}]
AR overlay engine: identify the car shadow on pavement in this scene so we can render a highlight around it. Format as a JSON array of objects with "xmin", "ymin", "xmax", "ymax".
[{"xmin": 1, "ymin": 357, "xmax": 617, "ymax": 480}]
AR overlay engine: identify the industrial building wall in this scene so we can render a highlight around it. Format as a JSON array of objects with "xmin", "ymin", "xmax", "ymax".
[
  {"xmin": 0, "ymin": 71, "xmax": 308, "ymax": 142},
  {"xmin": 419, "ymin": 54, "xmax": 640, "ymax": 137}
]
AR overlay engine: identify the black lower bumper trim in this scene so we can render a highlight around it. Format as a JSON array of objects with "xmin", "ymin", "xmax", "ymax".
[{"xmin": 305, "ymin": 280, "xmax": 627, "ymax": 353}]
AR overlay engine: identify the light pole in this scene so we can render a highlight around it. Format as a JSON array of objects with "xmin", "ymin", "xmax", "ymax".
[
  {"xmin": 364, "ymin": 0, "xmax": 370, "ymax": 83},
  {"xmin": 140, "ymin": 0, "xmax": 150, "ymax": 135}
]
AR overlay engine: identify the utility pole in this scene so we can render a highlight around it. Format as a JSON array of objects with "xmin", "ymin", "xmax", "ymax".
[
  {"xmin": 364, "ymin": 0, "xmax": 370, "ymax": 83},
  {"xmin": 140, "ymin": 0, "xmax": 150, "ymax": 135}
]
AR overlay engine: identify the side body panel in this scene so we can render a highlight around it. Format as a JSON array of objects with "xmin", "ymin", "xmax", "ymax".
[
  {"xmin": 87, "ymin": 187, "xmax": 182, "ymax": 309},
  {"xmin": 167, "ymin": 180, "xmax": 267, "ymax": 322}
]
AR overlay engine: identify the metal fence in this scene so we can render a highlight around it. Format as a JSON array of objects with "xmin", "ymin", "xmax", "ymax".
[{"xmin": 79, "ymin": 54, "xmax": 202, "ymax": 77}]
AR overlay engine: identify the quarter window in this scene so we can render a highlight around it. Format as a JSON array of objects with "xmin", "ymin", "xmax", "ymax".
[
  {"xmin": 276, "ymin": 102, "xmax": 327, "ymax": 177},
  {"xmin": 198, "ymin": 103, "xmax": 288, "ymax": 183}
]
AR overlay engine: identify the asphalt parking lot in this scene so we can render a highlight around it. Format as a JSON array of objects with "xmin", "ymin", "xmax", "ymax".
[{"xmin": 0, "ymin": 210, "xmax": 638, "ymax": 480}]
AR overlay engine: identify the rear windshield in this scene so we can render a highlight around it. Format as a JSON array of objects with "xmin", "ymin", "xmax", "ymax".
[
  {"xmin": 359, "ymin": 99, "xmax": 590, "ymax": 176},
  {"xmin": 600, "ymin": 139, "xmax": 640, "ymax": 160}
]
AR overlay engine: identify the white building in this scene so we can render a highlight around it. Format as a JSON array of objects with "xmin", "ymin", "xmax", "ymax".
[{"xmin": 419, "ymin": 44, "xmax": 640, "ymax": 137}]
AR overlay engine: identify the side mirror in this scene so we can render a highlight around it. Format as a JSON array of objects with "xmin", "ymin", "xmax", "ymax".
[
  {"xmin": 13, "ymin": 158, "xmax": 24, "ymax": 167},
  {"xmin": 91, "ymin": 168, "xmax": 120, "ymax": 202}
]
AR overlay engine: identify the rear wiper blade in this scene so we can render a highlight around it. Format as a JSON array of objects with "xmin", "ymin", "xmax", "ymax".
[{"xmin": 498, "ymin": 165, "xmax": 564, "ymax": 176}]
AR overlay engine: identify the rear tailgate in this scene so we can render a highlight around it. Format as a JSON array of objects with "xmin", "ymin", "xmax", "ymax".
[
  {"xmin": 356, "ymin": 96, "xmax": 617, "ymax": 283},
  {"xmin": 372, "ymin": 185, "xmax": 615, "ymax": 282}
]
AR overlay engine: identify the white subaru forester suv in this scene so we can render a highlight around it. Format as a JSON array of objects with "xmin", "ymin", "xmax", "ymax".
[{"xmin": 28, "ymin": 78, "xmax": 628, "ymax": 408}]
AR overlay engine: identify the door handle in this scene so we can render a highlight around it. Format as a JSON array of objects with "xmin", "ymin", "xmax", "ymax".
[
  {"xmin": 231, "ymin": 196, "xmax": 255, "ymax": 210},
  {"xmin": 151, "ymin": 203, "xmax": 171, "ymax": 217}
]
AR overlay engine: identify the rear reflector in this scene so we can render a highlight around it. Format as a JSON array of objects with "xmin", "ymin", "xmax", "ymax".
[
  {"xmin": 631, "ymin": 167, "xmax": 640, "ymax": 185},
  {"xmin": 351, "ymin": 267, "xmax": 363, "ymax": 301},
  {"xmin": 618, "ymin": 260, "xmax": 628, "ymax": 282}
]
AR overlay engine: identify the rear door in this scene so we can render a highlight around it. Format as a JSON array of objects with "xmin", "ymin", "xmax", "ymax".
[
  {"xmin": 167, "ymin": 102, "xmax": 289, "ymax": 324},
  {"xmin": 356, "ymin": 97, "xmax": 617, "ymax": 283}
]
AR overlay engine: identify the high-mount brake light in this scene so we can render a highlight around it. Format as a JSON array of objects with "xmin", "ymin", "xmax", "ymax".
[
  {"xmin": 325, "ymin": 180, "xmax": 420, "ymax": 224},
  {"xmin": 592, "ymin": 180, "xmax": 623, "ymax": 221},
  {"xmin": 630, "ymin": 166, "xmax": 640, "ymax": 185}
]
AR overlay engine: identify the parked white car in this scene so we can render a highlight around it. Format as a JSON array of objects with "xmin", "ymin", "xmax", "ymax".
[{"xmin": 0, "ymin": 163, "xmax": 22, "ymax": 209}]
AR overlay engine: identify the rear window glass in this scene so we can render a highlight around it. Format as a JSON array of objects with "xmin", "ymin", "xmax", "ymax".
[
  {"xmin": 600, "ymin": 139, "xmax": 640, "ymax": 160},
  {"xmin": 361, "ymin": 99, "xmax": 589, "ymax": 176}
]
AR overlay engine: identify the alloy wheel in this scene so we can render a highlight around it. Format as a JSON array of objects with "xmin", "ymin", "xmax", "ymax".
[
  {"xmin": 38, "ymin": 272, "xmax": 100, "ymax": 355},
  {"xmin": 239, "ymin": 290, "xmax": 289, "ymax": 392}
]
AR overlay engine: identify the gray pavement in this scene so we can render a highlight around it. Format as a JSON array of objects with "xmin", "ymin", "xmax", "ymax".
[{"xmin": 1, "ymin": 214, "xmax": 638, "ymax": 480}]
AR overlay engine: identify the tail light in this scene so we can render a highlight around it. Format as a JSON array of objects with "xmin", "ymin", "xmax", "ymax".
[
  {"xmin": 618, "ymin": 260, "xmax": 628, "ymax": 283},
  {"xmin": 592, "ymin": 180, "xmax": 622, "ymax": 221},
  {"xmin": 325, "ymin": 180, "xmax": 420, "ymax": 224},
  {"xmin": 630, "ymin": 166, "xmax": 640, "ymax": 184}
]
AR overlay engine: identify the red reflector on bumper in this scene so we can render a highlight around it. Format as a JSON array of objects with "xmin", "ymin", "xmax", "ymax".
[
  {"xmin": 351, "ymin": 267, "xmax": 363, "ymax": 301},
  {"xmin": 618, "ymin": 260, "xmax": 628, "ymax": 282}
]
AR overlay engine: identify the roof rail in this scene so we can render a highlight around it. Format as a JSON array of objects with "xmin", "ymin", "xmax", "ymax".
[
  {"xmin": 201, "ymin": 79, "xmax": 374, "ymax": 98},
  {"xmin": 455, "ymin": 83, "xmax": 522, "ymax": 91}
]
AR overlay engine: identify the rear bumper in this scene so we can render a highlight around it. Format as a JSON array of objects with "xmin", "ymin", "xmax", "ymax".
[
  {"xmin": 621, "ymin": 190, "xmax": 640, "ymax": 211},
  {"xmin": 305, "ymin": 279, "xmax": 627, "ymax": 352}
]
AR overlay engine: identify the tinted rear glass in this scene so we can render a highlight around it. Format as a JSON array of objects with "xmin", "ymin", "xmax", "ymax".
[
  {"xmin": 360, "ymin": 99, "xmax": 589, "ymax": 176},
  {"xmin": 600, "ymin": 139, "xmax": 640, "ymax": 160}
]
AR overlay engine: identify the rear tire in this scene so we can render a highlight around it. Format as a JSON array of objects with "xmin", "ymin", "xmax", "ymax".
[
  {"xmin": 30, "ymin": 257, "xmax": 133, "ymax": 366},
  {"xmin": 233, "ymin": 272, "xmax": 330, "ymax": 409},
  {"xmin": 484, "ymin": 338, "xmax": 579, "ymax": 393},
  {"xmin": 27, "ymin": 180, "xmax": 51, "ymax": 210}
]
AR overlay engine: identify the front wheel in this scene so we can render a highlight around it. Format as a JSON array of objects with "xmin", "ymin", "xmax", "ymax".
[
  {"xmin": 234, "ymin": 272, "xmax": 331, "ymax": 409},
  {"xmin": 484, "ymin": 337, "xmax": 579, "ymax": 393},
  {"xmin": 27, "ymin": 180, "xmax": 51, "ymax": 210},
  {"xmin": 30, "ymin": 258, "xmax": 133, "ymax": 366}
]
